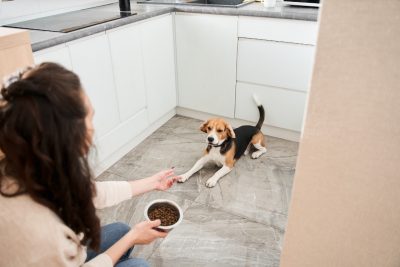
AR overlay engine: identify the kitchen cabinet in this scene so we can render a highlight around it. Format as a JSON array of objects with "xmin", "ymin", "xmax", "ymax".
[
  {"xmin": 107, "ymin": 23, "xmax": 147, "ymax": 122},
  {"xmin": 34, "ymin": 44, "xmax": 72, "ymax": 69},
  {"xmin": 235, "ymin": 82, "xmax": 307, "ymax": 131},
  {"xmin": 175, "ymin": 13, "xmax": 238, "ymax": 118},
  {"xmin": 140, "ymin": 14, "xmax": 176, "ymax": 124},
  {"xmin": 68, "ymin": 33, "xmax": 120, "ymax": 139},
  {"xmin": 235, "ymin": 17, "xmax": 317, "ymax": 134}
]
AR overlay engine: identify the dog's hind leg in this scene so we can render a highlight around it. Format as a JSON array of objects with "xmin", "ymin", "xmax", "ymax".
[
  {"xmin": 178, "ymin": 156, "xmax": 208, "ymax": 183},
  {"xmin": 251, "ymin": 132, "xmax": 267, "ymax": 159}
]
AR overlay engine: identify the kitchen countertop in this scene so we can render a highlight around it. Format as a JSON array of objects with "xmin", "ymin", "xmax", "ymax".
[{"xmin": 28, "ymin": 1, "xmax": 319, "ymax": 52}]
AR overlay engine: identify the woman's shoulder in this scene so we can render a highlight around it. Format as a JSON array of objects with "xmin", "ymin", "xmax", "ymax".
[
  {"xmin": 1, "ymin": 188, "xmax": 59, "ymax": 224},
  {"xmin": 0, "ymin": 193, "xmax": 86, "ymax": 266},
  {"xmin": 0, "ymin": 177, "xmax": 66, "ymax": 230}
]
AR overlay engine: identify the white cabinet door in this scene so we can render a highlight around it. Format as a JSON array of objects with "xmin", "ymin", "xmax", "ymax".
[
  {"xmin": 107, "ymin": 23, "xmax": 147, "ymax": 122},
  {"xmin": 235, "ymin": 82, "xmax": 307, "ymax": 132},
  {"xmin": 68, "ymin": 33, "xmax": 120, "ymax": 139},
  {"xmin": 237, "ymin": 38, "xmax": 315, "ymax": 92},
  {"xmin": 140, "ymin": 15, "xmax": 176, "ymax": 124},
  {"xmin": 175, "ymin": 13, "xmax": 238, "ymax": 118},
  {"xmin": 33, "ymin": 44, "xmax": 72, "ymax": 70}
]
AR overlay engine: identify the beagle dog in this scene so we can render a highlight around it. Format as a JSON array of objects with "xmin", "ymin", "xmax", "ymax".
[{"xmin": 178, "ymin": 95, "xmax": 267, "ymax": 187}]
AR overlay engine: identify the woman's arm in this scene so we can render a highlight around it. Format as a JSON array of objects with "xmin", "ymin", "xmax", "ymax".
[
  {"xmin": 104, "ymin": 220, "xmax": 167, "ymax": 265},
  {"xmin": 129, "ymin": 169, "xmax": 179, "ymax": 197},
  {"xmin": 93, "ymin": 169, "xmax": 179, "ymax": 209},
  {"xmin": 93, "ymin": 181, "xmax": 132, "ymax": 209}
]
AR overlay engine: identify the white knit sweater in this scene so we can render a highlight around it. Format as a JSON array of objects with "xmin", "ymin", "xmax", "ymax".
[{"xmin": 0, "ymin": 179, "xmax": 133, "ymax": 267}]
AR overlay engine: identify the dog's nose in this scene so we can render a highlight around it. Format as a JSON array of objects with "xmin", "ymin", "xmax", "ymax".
[{"xmin": 208, "ymin": 137, "xmax": 214, "ymax": 142}]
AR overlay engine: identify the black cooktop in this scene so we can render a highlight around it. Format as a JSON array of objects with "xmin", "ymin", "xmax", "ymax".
[{"xmin": 5, "ymin": 4, "xmax": 136, "ymax": 33}]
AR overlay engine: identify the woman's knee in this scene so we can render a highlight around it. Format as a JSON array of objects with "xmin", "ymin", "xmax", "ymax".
[
  {"xmin": 102, "ymin": 222, "xmax": 131, "ymax": 241},
  {"xmin": 112, "ymin": 222, "xmax": 131, "ymax": 234}
]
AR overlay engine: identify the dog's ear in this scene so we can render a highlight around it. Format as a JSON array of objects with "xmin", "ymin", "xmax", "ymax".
[
  {"xmin": 226, "ymin": 123, "xmax": 236, "ymax": 138},
  {"xmin": 200, "ymin": 120, "xmax": 209, "ymax": 133}
]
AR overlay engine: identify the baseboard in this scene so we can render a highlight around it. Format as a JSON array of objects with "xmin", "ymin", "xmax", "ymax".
[
  {"xmin": 93, "ymin": 108, "xmax": 176, "ymax": 177},
  {"xmin": 176, "ymin": 107, "xmax": 300, "ymax": 142}
]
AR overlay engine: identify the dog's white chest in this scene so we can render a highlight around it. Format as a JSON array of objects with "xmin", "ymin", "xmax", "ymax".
[{"xmin": 207, "ymin": 147, "xmax": 225, "ymax": 165}]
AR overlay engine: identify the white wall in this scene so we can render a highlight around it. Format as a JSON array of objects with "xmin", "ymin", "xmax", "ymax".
[{"xmin": 0, "ymin": 0, "xmax": 117, "ymax": 25}]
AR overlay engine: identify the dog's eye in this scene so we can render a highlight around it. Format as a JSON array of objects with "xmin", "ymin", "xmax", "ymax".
[
  {"xmin": 217, "ymin": 129, "xmax": 223, "ymax": 133},
  {"xmin": 207, "ymin": 127, "xmax": 211, "ymax": 131}
]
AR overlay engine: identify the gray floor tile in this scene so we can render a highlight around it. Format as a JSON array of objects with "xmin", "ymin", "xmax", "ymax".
[{"xmin": 148, "ymin": 202, "xmax": 281, "ymax": 267}]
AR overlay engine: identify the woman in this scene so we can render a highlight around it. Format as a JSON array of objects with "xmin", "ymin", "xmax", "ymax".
[{"xmin": 0, "ymin": 63, "xmax": 178, "ymax": 267}]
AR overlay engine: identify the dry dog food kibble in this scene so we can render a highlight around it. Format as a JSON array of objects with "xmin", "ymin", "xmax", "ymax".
[{"xmin": 148, "ymin": 203, "xmax": 179, "ymax": 226}]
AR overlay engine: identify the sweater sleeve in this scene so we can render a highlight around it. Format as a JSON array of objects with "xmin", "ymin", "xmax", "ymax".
[{"xmin": 93, "ymin": 181, "xmax": 132, "ymax": 209}]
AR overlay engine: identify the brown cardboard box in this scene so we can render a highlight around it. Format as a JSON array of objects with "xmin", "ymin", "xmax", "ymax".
[
  {"xmin": 280, "ymin": 0, "xmax": 400, "ymax": 266},
  {"xmin": 0, "ymin": 27, "xmax": 33, "ymax": 159},
  {"xmin": 0, "ymin": 27, "xmax": 33, "ymax": 80}
]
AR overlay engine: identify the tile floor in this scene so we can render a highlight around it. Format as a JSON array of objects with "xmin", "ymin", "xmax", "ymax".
[{"xmin": 96, "ymin": 115, "xmax": 299, "ymax": 267}]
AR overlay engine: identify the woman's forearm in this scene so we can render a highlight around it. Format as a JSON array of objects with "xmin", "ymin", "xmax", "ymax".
[
  {"xmin": 129, "ymin": 169, "xmax": 176, "ymax": 197},
  {"xmin": 104, "ymin": 231, "xmax": 136, "ymax": 265},
  {"xmin": 129, "ymin": 178, "xmax": 157, "ymax": 197}
]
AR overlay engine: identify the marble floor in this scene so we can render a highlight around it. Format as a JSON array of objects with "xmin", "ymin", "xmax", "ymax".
[{"xmin": 96, "ymin": 115, "xmax": 299, "ymax": 267}]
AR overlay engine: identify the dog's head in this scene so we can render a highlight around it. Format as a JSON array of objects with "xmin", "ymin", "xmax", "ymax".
[{"xmin": 200, "ymin": 118, "xmax": 235, "ymax": 146}]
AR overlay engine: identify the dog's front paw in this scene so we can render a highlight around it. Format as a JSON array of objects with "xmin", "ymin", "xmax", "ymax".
[
  {"xmin": 205, "ymin": 178, "xmax": 218, "ymax": 188},
  {"xmin": 177, "ymin": 174, "xmax": 189, "ymax": 183}
]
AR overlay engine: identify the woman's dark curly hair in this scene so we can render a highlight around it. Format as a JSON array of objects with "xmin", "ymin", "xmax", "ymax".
[{"xmin": 0, "ymin": 62, "xmax": 100, "ymax": 250}]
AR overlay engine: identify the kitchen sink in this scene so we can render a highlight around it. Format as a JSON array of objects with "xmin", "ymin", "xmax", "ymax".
[
  {"xmin": 137, "ymin": 0, "xmax": 254, "ymax": 8},
  {"xmin": 4, "ymin": 4, "xmax": 136, "ymax": 33}
]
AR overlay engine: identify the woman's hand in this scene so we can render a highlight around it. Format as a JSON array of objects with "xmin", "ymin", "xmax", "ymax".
[
  {"xmin": 129, "ymin": 220, "xmax": 167, "ymax": 245},
  {"xmin": 149, "ymin": 169, "xmax": 180, "ymax": 191},
  {"xmin": 105, "ymin": 220, "xmax": 166, "ymax": 264},
  {"xmin": 129, "ymin": 169, "xmax": 180, "ymax": 197}
]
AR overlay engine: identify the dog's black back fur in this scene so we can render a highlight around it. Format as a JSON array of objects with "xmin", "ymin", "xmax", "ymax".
[
  {"xmin": 233, "ymin": 126, "xmax": 259, "ymax": 159},
  {"xmin": 233, "ymin": 104, "xmax": 265, "ymax": 159}
]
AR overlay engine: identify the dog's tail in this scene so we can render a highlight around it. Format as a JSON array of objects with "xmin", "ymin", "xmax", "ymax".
[{"xmin": 252, "ymin": 94, "xmax": 265, "ymax": 130}]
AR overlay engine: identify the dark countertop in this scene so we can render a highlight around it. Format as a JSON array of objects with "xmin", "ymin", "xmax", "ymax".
[{"xmin": 28, "ymin": 1, "xmax": 319, "ymax": 52}]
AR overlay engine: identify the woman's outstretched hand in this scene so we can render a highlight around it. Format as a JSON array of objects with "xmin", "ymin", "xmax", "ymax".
[
  {"xmin": 129, "ymin": 169, "xmax": 180, "ymax": 197},
  {"xmin": 149, "ymin": 169, "xmax": 180, "ymax": 191}
]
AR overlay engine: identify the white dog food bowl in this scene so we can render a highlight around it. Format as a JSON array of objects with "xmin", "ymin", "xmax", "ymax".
[{"xmin": 144, "ymin": 199, "xmax": 183, "ymax": 232}]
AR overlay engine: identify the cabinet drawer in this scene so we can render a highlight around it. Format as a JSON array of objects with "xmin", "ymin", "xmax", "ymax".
[
  {"xmin": 238, "ymin": 16, "xmax": 318, "ymax": 45},
  {"xmin": 237, "ymin": 38, "xmax": 315, "ymax": 92},
  {"xmin": 235, "ymin": 82, "xmax": 307, "ymax": 132}
]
